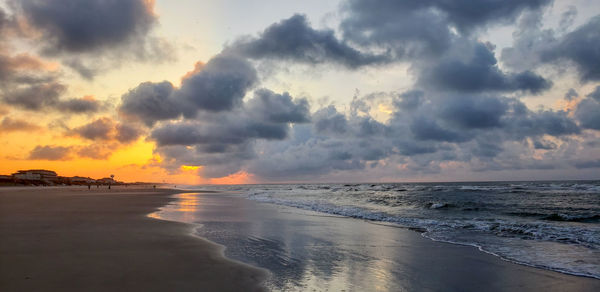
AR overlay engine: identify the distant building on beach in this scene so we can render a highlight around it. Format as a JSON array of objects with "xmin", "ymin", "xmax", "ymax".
[
  {"xmin": 97, "ymin": 177, "xmax": 116, "ymax": 185},
  {"xmin": 70, "ymin": 176, "xmax": 96, "ymax": 184},
  {"xmin": 2, "ymin": 169, "xmax": 127, "ymax": 186},
  {"xmin": 12, "ymin": 169, "xmax": 58, "ymax": 183}
]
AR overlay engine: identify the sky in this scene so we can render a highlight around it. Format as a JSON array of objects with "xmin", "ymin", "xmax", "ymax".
[{"xmin": 0, "ymin": 0, "xmax": 599, "ymax": 184}]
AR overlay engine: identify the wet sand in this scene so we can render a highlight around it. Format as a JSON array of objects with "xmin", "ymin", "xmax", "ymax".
[
  {"xmin": 154, "ymin": 192, "xmax": 600, "ymax": 292},
  {"xmin": 0, "ymin": 187, "xmax": 266, "ymax": 292}
]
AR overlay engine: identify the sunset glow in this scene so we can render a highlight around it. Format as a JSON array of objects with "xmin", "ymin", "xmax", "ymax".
[{"xmin": 0, "ymin": 0, "xmax": 598, "ymax": 184}]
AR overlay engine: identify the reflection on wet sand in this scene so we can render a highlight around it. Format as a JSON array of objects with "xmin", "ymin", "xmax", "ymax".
[
  {"xmin": 152, "ymin": 192, "xmax": 404, "ymax": 291},
  {"xmin": 150, "ymin": 192, "xmax": 600, "ymax": 292}
]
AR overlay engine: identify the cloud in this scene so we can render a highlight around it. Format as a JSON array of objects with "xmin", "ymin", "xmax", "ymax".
[
  {"xmin": 14, "ymin": 0, "xmax": 156, "ymax": 54},
  {"xmin": 502, "ymin": 12, "xmax": 600, "ymax": 83},
  {"xmin": 27, "ymin": 143, "xmax": 120, "ymax": 161},
  {"xmin": 76, "ymin": 143, "xmax": 115, "ymax": 160},
  {"xmin": 150, "ymin": 88, "xmax": 311, "ymax": 177},
  {"xmin": 28, "ymin": 145, "xmax": 72, "ymax": 160},
  {"xmin": 419, "ymin": 42, "xmax": 551, "ymax": 93},
  {"xmin": 575, "ymin": 95, "xmax": 600, "ymax": 130},
  {"xmin": 0, "ymin": 116, "xmax": 41, "ymax": 132},
  {"xmin": 586, "ymin": 86, "xmax": 600, "ymax": 103},
  {"xmin": 115, "ymin": 123, "xmax": 143, "ymax": 143},
  {"xmin": 573, "ymin": 159, "xmax": 600, "ymax": 169},
  {"xmin": 59, "ymin": 96, "xmax": 103, "ymax": 113},
  {"xmin": 227, "ymin": 14, "xmax": 389, "ymax": 68},
  {"xmin": 71, "ymin": 117, "xmax": 114, "ymax": 140},
  {"xmin": 120, "ymin": 54, "xmax": 258, "ymax": 125},
  {"xmin": 9, "ymin": 0, "xmax": 172, "ymax": 79},
  {"xmin": 2, "ymin": 82, "xmax": 65, "ymax": 110},
  {"xmin": 339, "ymin": 0, "xmax": 551, "ymax": 59},
  {"xmin": 175, "ymin": 54, "xmax": 257, "ymax": 114},
  {"xmin": 69, "ymin": 117, "xmax": 142, "ymax": 143},
  {"xmin": 119, "ymin": 81, "xmax": 179, "ymax": 126},
  {"xmin": 541, "ymin": 16, "xmax": 600, "ymax": 82}
]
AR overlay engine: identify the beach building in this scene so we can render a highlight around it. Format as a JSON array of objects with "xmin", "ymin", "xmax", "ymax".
[
  {"xmin": 12, "ymin": 170, "xmax": 58, "ymax": 183},
  {"xmin": 70, "ymin": 176, "xmax": 96, "ymax": 184},
  {"xmin": 97, "ymin": 177, "xmax": 116, "ymax": 184}
]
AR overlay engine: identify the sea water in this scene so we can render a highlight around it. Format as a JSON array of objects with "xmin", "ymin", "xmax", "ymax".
[{"xmin": 196, "ymin": 181, "xmax": 600, "ymax": 279}]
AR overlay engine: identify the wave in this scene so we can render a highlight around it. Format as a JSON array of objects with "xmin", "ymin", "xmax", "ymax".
[{"xmin": 542, "ymin": 214, "xmax": 600, "ymax": 223}]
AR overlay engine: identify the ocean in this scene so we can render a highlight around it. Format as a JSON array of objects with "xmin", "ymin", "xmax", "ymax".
[{"xmin": 193, "ymin": 181, "xmax": 600, "ymax": 279}]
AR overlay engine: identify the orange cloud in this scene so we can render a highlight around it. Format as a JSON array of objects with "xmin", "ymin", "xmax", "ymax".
[
  {"xmin": 180, "ymin": 61, "xmax": 205, "ymax": 83},
  {"xmin": 209, "ymin": 171, "xmax": 254, "ymax": 185},
  {"xmin": 0, "ymin": 117, "xmax": 42, "ymax": 133}
]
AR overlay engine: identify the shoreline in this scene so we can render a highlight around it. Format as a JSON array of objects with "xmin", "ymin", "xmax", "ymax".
[
  {"xmin": 153, "ymin": 192, "xmax": 600, "ymax": 291},
  {"xmin": 0, "ymin": 186, "xmax": 267, "ymax": 291}
]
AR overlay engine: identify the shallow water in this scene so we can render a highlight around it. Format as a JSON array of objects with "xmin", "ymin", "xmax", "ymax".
[
  {"xmin": 191, "ymin": 181, "xmax": 600, "ymax": 279},
  {"xmin": 150, "ymin": 191, "xmax": 600, "ymax": 291}
]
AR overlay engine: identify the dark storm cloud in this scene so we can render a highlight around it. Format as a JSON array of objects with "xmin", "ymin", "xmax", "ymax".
[
  {"xmin": 115, "ymin": 123, "xmax": 143, "ymax": 143},
  {"xmin": 227, "ymin": 14, "xmax": 389, "ymax": 68},
  {"xmin": 149, "ymin": 88, "xmax": 311, "ymax": 178},
  {"xmin": 28, "ymin": 145, "xmax": 72, "ymax": 160},
  {"xmin": 119, "ymin": 54, "xmax": 258, "ymax": 125},
  {"xmin": 119, "ymin": 81, "xmax": 179, "ymax": 126},
  {"xmin": 339, "ymin": 0, "xmax": 550, "ymax": 59},
  {"xmin": 245, "ymin": 89, "xmax": 310, "ymax": 123},
  {"xmin": 542, "ymin": 16, "xmax": 600, "ymax": 82},
  {"xmin": 395, "ymin": 90, "xmax": 424, "ymax": 111},
  {"xmin": 313, "ymin": 106, "xmax": 349, "ymax": 135},
  {"xmin": 71, "ymin": 117, "xmax": 114, "ymax": 140},
  {"xmin": 419, "ymin": 43, "xmax": 551, "ymax": 93},
  {"xmin": 175, "ymin": 55, "xmax": 257, "ymax": 114},
  {"xmin": 6, "ymin": 0, "xmax": 172, "ymax": 79},
  {"xmin": 151, "ymin": 88, "xmax": 310, "ymax": 147},
  {"xmin": 15, "ymin": 0, "xmax": 156, "ymax": 54},
  {"xmin": 409, "ymin": 116, "xmax": 467, "ymax": 142},
  {"xmin": 502, "ymin": 13, "xmax": 600, "ymax": 83},
  {"xmin": 575, "ymin": 97, "xmax": 600, "ymax": 130},
  {"xmin": 438, "ymin": 95, "xmax": 508, "ymax": 129},
  {"xmin": 587, "ymin": 86, "xmax": 600, "ymax": 102}
]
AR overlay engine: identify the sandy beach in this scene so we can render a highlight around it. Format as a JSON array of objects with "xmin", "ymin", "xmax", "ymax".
[
  {"xmin": 2, "ymin": 187, "xmax": 599, "ymax": 292},
  {"xmin": 0, "ymin": 187, "xmax": 266, "ymax": 292}
]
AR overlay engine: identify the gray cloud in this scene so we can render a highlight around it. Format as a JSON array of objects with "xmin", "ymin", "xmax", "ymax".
[
  {"xmin": 150, "ymin": 88, "xmax": 311, "ymax": 177},
  {"xmin": 119, "ymin": 54, "xmax": 258, "ymax": 126},
  {"xmin": 227, "ymin": 14, "xmax": 389, "ymax": 68},
  {"xmin": 115, "ymin": 123, "xmax": 143, "ymax": 143},
  {"xmin": 14, "ymin": 0, "xmax": 156, "ymax": 54},
  {"xmin": 587, "ymin": 86, "xmax": 600, "ymax": 102},
  {"xmin": 340, "ymin": 0, "xmax": 551, "ymax": 59},
  {"xmin": 0, "ymin": 116, "xmax": 41, "ymax": 132},
  {"xmin": 542, "ymin": 16, "xmax": 600, "ymax": 82},
  {"xmin": 59, "ymin": 97, "xmax": 102, "ymax": 113},
  {"xmin": 175, "ymin": 54, "xmax": 257, "ymax": 114},
  {"xmin": 575, "ymin": 96, "xmax": 600, "ymax": 130},
  {"xmin": 28, "ymin": 145, "xmax": 72, "ymax": 160},
  {"xmin": 502, "ymin": 13, "xmax": 600, "ymax": 83},
  {"xmin": 419, "ymin": 42, "xmax": 551, "ymax": 93},
  {"xmin": 8, "ymin": 0, "xmax": 172, "ymax": 79},
  {"xmin": 71, "ymin": 117, "xmax": 114, "ymax": 140},
  {"xmin": 119, "ymin": 81, "xmax": 179, "ymax": 126},
  {"xmin": 2, "ymin": 82, "xmax": 65, "ymax": 110}
]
